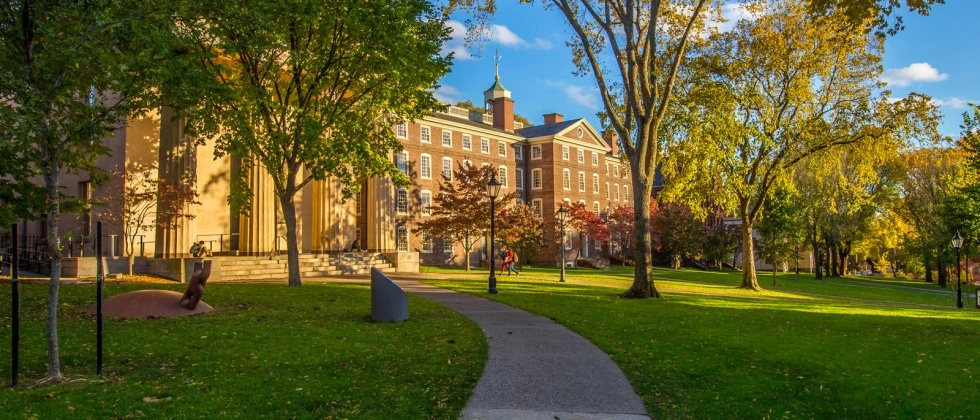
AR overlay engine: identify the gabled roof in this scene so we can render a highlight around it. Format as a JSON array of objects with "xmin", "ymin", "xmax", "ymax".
[{"xmin": 515, "ymin": 119, "xmax": 581, "ymax": 138}]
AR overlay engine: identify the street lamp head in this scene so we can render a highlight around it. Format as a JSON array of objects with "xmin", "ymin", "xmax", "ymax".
[
  {"xmin": 487, "ymin": 174, "xmax": 501, "ymax": 199},
  {"xmin": 952, "ymin": 231, "xmax": 964, "ymax": 249},
  {"xmin": 556, "ymin": 203, "xmax": 569, "ymax": 222}
]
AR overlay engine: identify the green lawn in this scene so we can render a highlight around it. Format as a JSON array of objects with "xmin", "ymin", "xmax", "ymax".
[
  {"xmin": 424, "ymin": 266, "xmax": 980, "ymax": 418},
  {"xmin": 0, "ymin": 281, "xmax": 485, "ymax": 418}
]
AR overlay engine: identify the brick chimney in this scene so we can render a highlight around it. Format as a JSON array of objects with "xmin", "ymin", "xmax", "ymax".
[
  {"xmin": 603, "ymin": 131, "xmax": 619, "ymax": 156},
  {"xmin": 490, "ymin": 97, "xmax": 514, "ymax": 132},
  {"xmin": 543, "ymin": 113, "xmax": 563, "ymax": 124}
]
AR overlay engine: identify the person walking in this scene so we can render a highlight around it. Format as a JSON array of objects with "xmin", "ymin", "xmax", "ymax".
[
  {"xmin": 499, "ymin": 246, "xmax": 510, "ymax": 275},
  {"xmin": 506, "ymin": 246, "xmax": 519, "ymax": 276}
]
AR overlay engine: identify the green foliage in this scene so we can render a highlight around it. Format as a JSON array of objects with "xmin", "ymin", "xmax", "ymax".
[
  {"xmin": 651, "ymin": 202, "xmax": 704, "ymax": 269},
  {"xmin": 499, "ymin": 203, "xmax": 545, "ymax": 263},
  {"xmin": 806, "ymin": 0, "xmax": 946, "ymax": 36},
  {"xmin": 756, "ymin": 186, "xmax": 803, "ymax": 268},
  {"xmin": 0, "ymin": 282, "xmax": 485, "ymax": 417}
]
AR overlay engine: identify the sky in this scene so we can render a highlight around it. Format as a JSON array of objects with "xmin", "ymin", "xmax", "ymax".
[{"xmin": 436, "ymin": 1, "xmax": 980, "ymax": 139}]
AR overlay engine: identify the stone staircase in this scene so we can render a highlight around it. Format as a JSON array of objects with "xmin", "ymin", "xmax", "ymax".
[{"xmin": 215, "ymin": 252, "xmax": 393, "ymax": 282}]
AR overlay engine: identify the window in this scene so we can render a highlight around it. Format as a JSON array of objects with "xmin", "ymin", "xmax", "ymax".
[
  {"xmin": 462, "ymin": 134, "xmax": 472, "ymax": 150},
  {"xmin": 606, "ymin": 182, "xmax": 610, "ymax": 200},
  {"xmin": 515, "ymin": 168, "xmax": 524, "ymax": 190},
  {"xmin": 605, "ymin": 163, "xmax": 609, "ymax": 175},
  {"xmin": 442, "ymin": 157, "xmax": 453, "ymax": 181},
  {"xmin": 498, "ymin": 166, "xmax": 508, "ymax": 187},
  {"xmin": 577, "ymin": 149, "xmax": 584, "ymax": 163},
  {"xmin": 420, "ymin": 126, "xmax": 431, "ymax": 143},
  {"xmin": 395, "ymin": 123, "xmax": 407, "ymax": 139},
  {"xmin": 515, "ymin": 145, "xmax": 523, "ymax": 160},
  {"xmin": 532, "ymin": 199, "xmax": 543, "ymax": 218},
  {"xmin": 498, "ymin": 142, "xmax": 506, "ymax": 156},
  {"xmin": 593, "ymin": 201, "xmax": 600, "ymax": 214},
  {"xmin": 442, "ymin": 130, "xmax": 452, "ymax": 147},
  {"xmin": 562, "ymin": 169, "xmax": 570, "ymax": 190},
  {"xmin": 623, "ymin": 186, "xmax": 629, "ymax": 202},
  {"xmin": 532, "ymin": 169, "xmax": 542, "ymax": 189},
  {"xmin": 614, "ymin": 184, "xmax": 620, "ymax": 201},
  {"xmin": 421, "ymin": 190, "xmax": 432, "ymax": 216},
  {"xmin": 443, "ymin": 236, "xmax": 453, "ymax": 253},
  {"xmin": 592, "ymin": 152, "xmax": 599, "ymax": 166},
  {"xmin": 531, "ymin": 145, "xmax": 542, "ymax": 159},
  {"xmin": 564, "ymin": 232, "xmax": 572, "ymax": 250},
  {"xmin": 578, "ymin": 171, "xmax": 586, "ymax": 192},
  {"xmin": 355, "ymin": 192, "xmax": 362, "ymax": 216},
  {"xmin": 562, "ymin": 145, "xmax": 569, "ymax": 160},
  {"xmin": 595, "ymin": 232, "xmax": 602, "ymax": 250},
  {"xmin": 396, "ymin": 226, "xmax": 408, "ymax": 252},
  {"xmin": 420, "ymin": 154, "xmax": 431, "ymax": 179},
  {"xmin": 614, "ymin": 165, "xmax": 620, "ymax": 177},
  {"xmin": 420, "ymin": 230, "xmax": 432, "ymax": 253},
  {"xmin": 481, "ymin": 137, "xmax": 490, "ymax": 153},
  {"xmin": 396, "ymin": 151, "xmax": 408, "ymax": 174},
  {"xmin": 592, "ymin": 174, "xmax": 599, "ymax": 194},
  {"xmin": 396, "ymin": 188, "xmax": 408, "ymax": 214}
]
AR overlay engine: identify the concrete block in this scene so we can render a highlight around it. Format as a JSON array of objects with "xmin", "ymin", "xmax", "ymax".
[{"xmin": 371, "ymin": 267, "xmax": 408, "ymax": 322}]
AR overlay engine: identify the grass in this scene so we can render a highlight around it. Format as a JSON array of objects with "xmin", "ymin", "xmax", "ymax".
[
  {"xmin": 423, "ymin": 266, "xmax": 980, "ymax": 418},
  {"xmin": 0, "ymin": 281, "xmax": 486, "ymax": 418}
]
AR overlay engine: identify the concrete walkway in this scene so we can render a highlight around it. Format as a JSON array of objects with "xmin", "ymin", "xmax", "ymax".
[{"xmin": 389, "ymin": 277, "xmax": 649, "ymax": 420}]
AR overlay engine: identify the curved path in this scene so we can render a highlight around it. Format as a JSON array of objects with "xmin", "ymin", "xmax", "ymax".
[{"xmin": 395, "ymin": 278, "xmax": 649, "ymax": 420}]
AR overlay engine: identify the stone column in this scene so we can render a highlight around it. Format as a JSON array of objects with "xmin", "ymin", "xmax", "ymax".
[
  {"xmin": 238, "ymin": 163, "xmax": 277, "ymax": 256},
  {"xmin": 311, "ymin": 178, "xmax": 358, "ymax": 252},
  {"xmin": 155, "ymin": 107, "xmax": 197, "ymax": 258},
  {"xmin": 365, "ymin": 177, "xmax": 396, "ymax": 252}
]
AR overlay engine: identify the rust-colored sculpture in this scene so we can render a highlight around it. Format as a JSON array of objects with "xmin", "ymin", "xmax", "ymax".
[{"xmin": 180, "ymin": 260, "xmax": 212, "ymax": 310}]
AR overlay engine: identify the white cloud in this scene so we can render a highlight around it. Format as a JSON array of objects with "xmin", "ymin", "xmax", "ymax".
[
  {"xmin": 533, "ymin": 38, "xmax": 553, "ymax": 50},
  {"xmin": 881, "ymin": 63, "xmax": 949, "ymax": 87},
  {"xmin": 931, "ymin": 96, "xmax": 974, "ymax": 110},
  {"xmin": 544, "ymin": 80, "xmax": 599, "ymax": 109},
  {"xmin": 489, "ymin": 24, "xmax": 525, "ymax": 46},
  {"xmin": 441, "ymin": 20, "xmax": 474, "ymax": 60},
  {"xmin": 433, "ymin": 84, "xmax": 464, "ymax": 105}
]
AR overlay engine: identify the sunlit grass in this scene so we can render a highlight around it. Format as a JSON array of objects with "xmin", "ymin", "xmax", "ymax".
[
  {"xmin": 425, "ymin": 267, "xmax": 979, "ymax": 418},
  {"xmin": 0, "ymin": 282, "xmax": 485, "ymax": 418}
]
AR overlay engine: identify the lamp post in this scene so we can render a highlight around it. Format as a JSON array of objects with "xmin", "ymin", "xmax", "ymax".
[
  {"xmin": 953, "ymin": 231, "xmax": 963, "ymax": 308},
  {"xmin": 557, "ymin": 203, "xmax": 569, "ymax": 283},
  {"xmin": 487, "ymin": 174, "xmax": 501, "ymax": 294}
]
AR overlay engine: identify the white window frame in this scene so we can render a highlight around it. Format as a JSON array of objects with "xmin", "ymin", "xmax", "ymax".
[
  {"xmin": 420, "ymin": 230, "xmax": 432, "ymax": 253},
  {"xmin": 397, "ymin": 226, "xmax": 409, "ymax": 252},
  {"xmin": 562, "ymin": 169, "xmax": 571, "ymax": 190},
  {"xmin": 623, "ymin": 186, "xmax": 629, "ymax": 202},
  {"xmin": 395, "ymin": 123, "xmax": 407, "ymax": 139},
  {"xmin": 532, "ymin": 169, "xmax": 542, "ymax": 190},
  {"xmin": 614, "ymin": 165, "xmax": 620, "ymax": 177},
  {"xmin": 498, "ymin": 142, "xmax": 506, "ymax": 157},
  {"xmin": 442, "ymin": 130, "xmax": 452, "ymax": 147},
  {"xmin": 592, "ymin": 174, "xmax": 599, "ymax": 194},
  {"xmin": 593, "ymin": 201, "xmax": 600, "ymax": 214},
  {"xmin": 420, "ymin": 154, "xmax": 431, "ymax": 180},
  {"xmin": 577, "ymin": 149, "xmax": 584, "ymax": 163},
  {"xmin": 515, "ymin": 145, "xmax": 523, "ymax": 160},
  {"xmin": 443, "ymin": 236, "xmax": 453, "ymax": 253},
  {"xmin": 498, "ymin": 166, "xmax": 508, "ymax": 188},
  {"xmin": 420, "ymin": 126, "xmax": 431, "ymax": 143},
  {"xmin": 516, "ymin": 168, "xmax": 524, "ymax": 190},
  {"xmin": 592, "ymin": 152, "xmax": 598, "ymax": 166},
  {"xmin": 396, "ymin": 151, "xmax": 408, "ymax": 175},
  {"xmin": 442, "ymin": 157, "xmax": 453, "ymax": 181},
  {"xmin": 578, "ymin": 171, "xmax": 586, "ymax": 192},
  {"xmin": 614, "ymin": 184, "xmax": 620, "ymax": 201},
  {"xmin": 481, "ymin": 137, "xmax": 490, "ymax": 154},
  {"xmin": 562, "ymin": 145, "xmax": 569, "ymax": 160},
  {"xmin": 606, "ymin": 182, "xmax": 610, "ymax": 200},
  {"xmin": 396, "ymin": 188, "xmax": 409, "ymax": 214},
  {"xmin": 531, "ymin": 145, "xmax": 542, "ymax": 160},
  {"xmin": 462, "ymin": 134, "xmax": 472, "ymax": 151},
  {"xmin": 421, "ymin": 190, "xmax": 432, "ymax": 216},
  {"xmin": 532, "ymin": 199, "xmax": 543, "ymax": 218}
]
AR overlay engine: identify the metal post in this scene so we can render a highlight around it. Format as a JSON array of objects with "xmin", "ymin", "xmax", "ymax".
[
  {"xmin": 488, "ymin": 197, "xmax": 497, "ymax": 294},
  {"xmin": 956, "ymin": 245, "xmax": 963, "ymax": 309},
  {"xmin": 11, "ymin": 223, "xmax": 20, "ymax": 387},
  {"xmin": 559, "ymin": 217, "xmax": 566, "ymax": 283},
  {"xmin": 96, "ymin": 222, "xmax": 104, "ymax": 375}
]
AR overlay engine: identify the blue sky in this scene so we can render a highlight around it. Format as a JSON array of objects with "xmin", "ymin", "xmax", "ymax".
[{"xmin": 436, "ymin": 1, "xmax": 979, "ymax": 138}]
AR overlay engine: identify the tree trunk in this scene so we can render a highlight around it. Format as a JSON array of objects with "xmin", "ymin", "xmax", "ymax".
[
  {"xmin": 621, "ymin": 172, "xmax": 661, "ymax": 298},
  {"xmin": 739, "ymin": 217, "xmax": 760, "ymax": 291},
  {"xmin": 44, "ymin": 161, "xmax": 64, "ymax": 382},
  {"xmin": 464, "ymin": 234, "xmax": 471, "ymax": 271},
  {"xmin": 937, "ymin": 250, "xmax": 947, "ymax": 288},
  {"xmin": 280, "ymin": 191, "xmax": 302, "ymax": 287},
  {"xmin": 924, "ymin": 253, "xmax": 933, "ymax": 282}
]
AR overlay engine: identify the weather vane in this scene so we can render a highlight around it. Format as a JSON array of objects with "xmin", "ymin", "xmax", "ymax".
[{"xmin": 494, "ymin": 49, "xmax": 501, "ymax": 80}]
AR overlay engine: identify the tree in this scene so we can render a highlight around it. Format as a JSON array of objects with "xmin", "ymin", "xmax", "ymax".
[
  {"xmin": 660, "ymin": 1, "xmax": 937, "ymax": 290},
  {"xmin": 559, "ymin": 201, "xmax": 609, "ymax": 261},
  {"xmin": 417, "ymin": 164, "xmax": 516, "ymax": 271},
  {"xmin": 806, "ymin": 0, "xmax": 945, "ymax": 36},
  {"xmin": 607, "ymin": 205, "xmax": 635, "ymax": 265},
  {"xmin": 174, "ymin": 0, "xmax": 452, "ymax": 286},
  {"xmin": 651, "ymin": 202, "xmax": 704, "ymax": 269},
  {"xmin": 498, "ymin": 203, "xmax": 545, "ymax": 265},
  {"xmin": 450, "ymin": 0, "xmax": 719, "ymax": 298},
  {"xmin": 755, "ymin": 186, "xmax": 803, "ymax": 280},
  {"xmin": 703, "ymin": 222, "xmax": 740, "ymax": 270},
  {"xmin": 0, "ymin": 0, "xmax": 172, "ymax": 382},
  {"xmin": 94, "ymin": 164, "xmax": 200, "ymax": 274}
]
